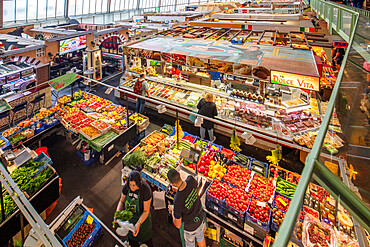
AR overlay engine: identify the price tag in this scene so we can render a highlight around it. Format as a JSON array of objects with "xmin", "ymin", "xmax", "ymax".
[
  {"xmin": 244, "ymin": 224, "xmax": 254, "ymax": 235},
  {"xmin": 228, "ymin": 213, "xmax": 237, "ymax": 222},
  {"xmin": 214, "ymin": 206, "xmax": 219, "ymax": 211},
  {"xmin": 86, "ymin": 215, "xmax": 94, "ymax": 225},
  {"xmin": 278, "ymin": 198, "xmax": 287, "ymax": 207},
  {"xmin": 257, "ymin": 201, "xmax": 267, "ymax": 207}
]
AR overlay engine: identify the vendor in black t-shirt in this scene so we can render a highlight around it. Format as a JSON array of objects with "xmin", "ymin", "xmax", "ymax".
[
  {"xmin": 167, "ymin": 169, "xmax": 206, "ymax": 247},
  {"xmin": 116, "ymin": 170, "xmax": 153, "ymax": 247}
]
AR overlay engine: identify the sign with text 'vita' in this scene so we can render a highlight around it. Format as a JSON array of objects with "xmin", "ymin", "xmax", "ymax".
[{"xmin": 270, "ymin": 71, "xmax": 320, "ymax": 92}]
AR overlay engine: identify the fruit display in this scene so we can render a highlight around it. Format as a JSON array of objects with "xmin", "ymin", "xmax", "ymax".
[
  {"xmin": 194, "ymin": 139, "xmax": 208, "ymax": 148},
  {"xmin": 17, "ymin": 119, "xmax": 36, "ymax": 128},
  {"xmin": 207, "ymin": 179, "xmax": 229, "ymax": 201},
  {"xmin": 66, "ymin": 221, "xmax": 95, "ymax": 247},
  {"xmin": 248, "ymin": 196, "xmax": 271, "ymax": 223},
  {"xmin": 91, "ymin": 120, "xmax": 111, "ymax": 132},
  {"xmin": 79, "ymin": 126, "xmax": 101, "ymax": 139},
  {"xmin": 144, "ymin": 132, "xmax": 165, "ymax": 146},
  {"xmin": 274, "ymin": 193, "xmax": 291, "ymax": 212},
  {"xmin": 303, "ymin": 216, "xmax": 334, "ymax": 247},
  {"xmin": 223, "ymin": 163, "xmax": 251, "ymax": 189},
  {"xmin": 295, "ymin": 220, "xmax": 303, "ymax": 241},
  {"xmin": 225, "ymin": 186, "xmax": 250, "ymax": 212},
  {"xmin": 160, "ymin": 125, "xmax": 174, "ymax": 136},
  {"xmin": 182, "ymin": 133, "xmax": 195, "ymax": 143},
  {"xmin": 272, "ymin": 208, "xmax": 285, "ymax": 228},
  {"xmin": 248, "ymin": 174, "xmax": 275, "ymax": 202},
  {"xmin": 130, "ymin": 113, "xmax": 147, "ymax": 125},
  {"xmin": 197, "ymin": 151, "xmax": 226, "ymax": 179},
  {"xmin": 276, "ymin": 177, "xmax": 297, "ymax": 199},
  {"xmin": 2, "ymin": 127, "xmax": 20, "ymax": 138},
  {"xmin": 58, "ymin": 95, "xmax": 72, "ymax": 104},
  {"xmin": 220, "ymin": 148, "xmax": 235, "ymax": 160}
]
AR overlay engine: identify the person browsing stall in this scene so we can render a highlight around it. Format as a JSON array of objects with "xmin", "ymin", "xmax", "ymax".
[
  {"xmin": 116, "ymin": 171, "xmax": 153, "ymax": 247},
  {"xmin": 134, "ymin": 73, "xmax": 149, "ymax": 114},
  {"xmin": 167, "ymin": 169, "xmax": 206, "ymax": 247},
  {"xmin": 197, "ymin": 93, "xmax": 218, "ymax": 142}
]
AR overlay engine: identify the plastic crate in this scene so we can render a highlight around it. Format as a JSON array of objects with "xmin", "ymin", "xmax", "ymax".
[
  {"xmin": 232, "ymin": 153, "xmax": 251, "ymax": 167},
  {"xmin": 181, "ymin": 132, "xmax": 197, "ymax": 144},
  {"xmin": 160, "ymin": 124, "xmax": 175, "ymax": 137},
  {"xmin": 206, "ymin": 200, "xmax": 224, "ymax": 216},
  {"xmin": 153, "ymin": 177, "xmax": 168, "ymax": 192},
  {"xmin": 34, "ymin": 151, "xmax": 53, "ymax": 166},
  {"xmin": 270, "ymin": 207, "xmax": 285, "ymax": 232},
  {"xmin": 45, "ymin": 119, "xmax": 60, "ymax": 129},
  {"xmin": 272, "ymin": 191, "xmax": 291, "ymax": 212},
  {"xmin": 35, "ymin": 125, "xmax": 46, "ymax": 135},
  {"xmin": 0, "ymin": 136, "xmax": 10, "ymax": 150},
  {"xmin": 193, "ymin": 137, "xmax": 208, "ymax": 149},
  {"xmin": 76, "ymin": 150, "xmax": 100, "ymax": 167},
  {"xmin": 222, "ymin": 160, "xmax": 251, "ymax": 189},
  {"xmin": 249, "ymin": 158, "xmax": 269, "ymax": 178},
  {"xmin": 205, "ymin": 179, "xmax": 227, "ymax": 206},
  {"xmin": 223, "ymin": 204, "xmax": 245, "ymax": 229},
  {"xmin": 291, "ymin": 219, "xmax": 304, "ymax": 245},
  {"xmin": 62, "ymin": 210, "xmax": 102, "ymax": 247},
  {"xmin": 245, "ymin": 196, "xmax": 272, "ymax": 232},
  {"xmin": 141, "ymin": 170, "xmax": 154, "ymax": 184}
]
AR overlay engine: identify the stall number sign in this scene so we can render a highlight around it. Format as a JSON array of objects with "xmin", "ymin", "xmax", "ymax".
[{"xmin": 271, "ymin": 71, "xmax": 320, "ymax": 92}]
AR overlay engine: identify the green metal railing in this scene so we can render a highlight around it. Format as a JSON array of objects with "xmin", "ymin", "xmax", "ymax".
[{"xmin": 274, "ymin": 1, "xmax": 370, "ymax": 246}]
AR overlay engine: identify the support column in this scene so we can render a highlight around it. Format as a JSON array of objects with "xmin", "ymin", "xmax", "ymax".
[{"xmin": 0, "ymin": 0, "xmax": 3, "ymax": 28}]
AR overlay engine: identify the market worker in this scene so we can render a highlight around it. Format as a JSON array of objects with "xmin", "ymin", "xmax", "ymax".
[
  {"xmin": 197, "ymin": 93, "xmax": 218, "ymax": 142},
  {"xmin": 116, "ymin": 170, "xmax": 153, "ymax": 247},
  {"xmin": 331, "ymin": 47, "xmax": 345, "ymax": 71},
  {"xmin": 167, "ymin": 169, "xmax": 206, "ymax": 247},
  {"xmin": 134, "ymin": 73, "xmax": 149, "ymax": 114}
]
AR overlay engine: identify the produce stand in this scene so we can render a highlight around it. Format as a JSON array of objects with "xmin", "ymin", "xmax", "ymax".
[
  {"xmin": 24, "ymin": 196, "xmax": 126, "ymax": 246},
  {"xmin": 79, "ymin": 123, "xmax": 137, "ymax": 164},
  {"xmin": 0, "ymin": 165, "xmax": 60, "ymax": 245},
  {"xmin": 129, "ymin": 124, "xmax": 359, "ymax": 247}
]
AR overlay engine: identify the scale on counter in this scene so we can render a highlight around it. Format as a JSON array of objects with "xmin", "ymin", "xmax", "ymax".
[
  {"xmin": 13, "ymin": 148, "xmax": 33, "ymax": 168},
  {"xmin": 180, "ymin": 146, "xmax": 202, "ymax": 165}
]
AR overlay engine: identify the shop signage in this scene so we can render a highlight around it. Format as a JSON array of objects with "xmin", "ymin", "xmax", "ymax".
[
  {"xmin": 270, "ymin": 71, "xmax": 320, "ymax": 91},
  {"xmin": 48, "ymin": 73, "xmax": 81, "ymax": 91},
  {"xmin": 333, "ymin": 41, "xmax": 348, "ymax": 48}
]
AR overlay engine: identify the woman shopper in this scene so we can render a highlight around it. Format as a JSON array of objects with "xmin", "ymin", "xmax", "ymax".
[
  {"xmin": 196, "ymin": 93, "xmax": 218, "ymax": 142},
  {"xmin": 116, "ymin": 170, "xmax": 153, "ymax": 247},
  {"xmin": 134, "ymin": 73, "xmax": 149, "ymax": 114}
]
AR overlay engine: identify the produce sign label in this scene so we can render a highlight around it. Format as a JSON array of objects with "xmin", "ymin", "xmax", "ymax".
[
  {"xmin": 86, "ymin": 215, "xmax": 94, "ymax": 224},
  {"xmin": 271, "ymin": 71, "xmax": 320, "ymax": 91},
  {"xmin": 48, "ymin": 73, "xmax": 81, "ymax": 91}
]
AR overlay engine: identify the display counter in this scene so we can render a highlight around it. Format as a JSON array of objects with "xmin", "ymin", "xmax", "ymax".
[
  {"xmin": 117, "ymin": 73, "xmax": 322, "ymax": 145},
  {"xmin": 122, "ymin": 124, "xmax": 359, "ymax": 247},
  {"xmin": 0, "ymin": 150, "xmax": 60, "ymax": 245}
]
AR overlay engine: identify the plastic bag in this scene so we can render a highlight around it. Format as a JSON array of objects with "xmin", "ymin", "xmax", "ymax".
[{"xmin": 115, "ymin": 220, "xmax": 135, "ymax": 236}]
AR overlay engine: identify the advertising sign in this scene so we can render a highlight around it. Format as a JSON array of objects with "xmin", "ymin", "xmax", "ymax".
[
  {"xmin": 270, "ymin": 71, "xmax": 320, "ymax": 91},
  {"xmin": 59, "ymin": 35, "xmax": 87, "ymax": 55}
]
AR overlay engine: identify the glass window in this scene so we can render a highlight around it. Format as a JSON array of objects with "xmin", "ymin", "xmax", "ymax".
[
  {"xmin": 90, "ymin": 0, "xmax": 96, "ymax": 14},
  {"xmin": 83, "ymin": 0, "xmax": 90, "ymax": 15},
  {"xmin": 56, "ymin": 0, "xmax": 65, "ymax": 17},
  {"xmin": 47, "ymin": 0, "xmax": 56, "ymax": 19},
  {"xmin": 95, "ymin": 0, "xmax": 103, "ymax": 13},
  {"xmin": 75, "ymin": 0, "xmax": 83, "ymax": 16},
  {"xmin": 27, "ymin": 0, "xmax": 37, "ymax": 20},
  {"xmin": 68, "ymin": 0, "xmax": 76, "ymax": 16},
  {"xmin": 38, "ymin": 0, "xmax": 47, "ymax": 19},
  {"xmin": 4, "ymin": 0, "xmax": 15, "ymax": 23},
  {"xmin": 102, "ymin": 0, "xmax": 108, "ymax": 13},
  {"xmin": 16, "ymin": 0, "xmax": 27, "ymax": 21}
]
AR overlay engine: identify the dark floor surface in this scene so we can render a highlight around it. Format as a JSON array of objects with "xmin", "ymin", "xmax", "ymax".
[{"xmin": 41, "ymin": 74, "xmax": 304, "ymax": 246}]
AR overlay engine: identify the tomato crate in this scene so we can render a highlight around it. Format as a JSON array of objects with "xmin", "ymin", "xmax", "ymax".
[
  {"xmin": 205, "ymin": 179, "xmax": 227, "ymax": 207},
  {"xmin": 206, "ymin": 200, "xmax": 224, "ymax": 216},
  {"xmin": 222, "ymin": 160, "xmax": 252, "ymax": 190},
  {"xmin": 62, "ymin": 211, "xmax": 102, "ymax": 247},
  {"xmin": 269, "ymin": 164, "xmax": 300, "ymax": 185},
  {"xmin": 245, "ymin": 195, "xmax": 272, "ymax": 232},
  {"xmin": 182, "ymin": 132, "xmax": 197, "ymax": 144}
]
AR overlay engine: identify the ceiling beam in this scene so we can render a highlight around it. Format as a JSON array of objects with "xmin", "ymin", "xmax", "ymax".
[
  {"xmin": 273, "ymin": 30, "xmax": 278, "ymax": 46},
  {"xmin": 242, "ymin": 31, "xmax": 253, "ymax": 43},
  {"xmin": 204, "ymin": 28, "xmax": 223, "ymax": 40},
  {"xmin": 216, "ymin": 29, "xmax": 232, "ymax": 41},
  {"xmin": 194, "ymin": 28, "xmax": 211, "ymax": 38},
  {"xmin": 257, "ymin": 30, "xmax": 266, "ymax": 44},
  {"xmin": 229, "ymin": 29, "xmax": 243, "ymax": 40}
]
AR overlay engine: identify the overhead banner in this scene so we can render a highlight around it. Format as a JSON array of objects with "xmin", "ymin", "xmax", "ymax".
[
  {"xmin": 270, "ymin": 71, "xmax": 320, "ymax": 92},
  {"xmin": 48, "ymin": 73, "xmax": 81, "ymax": 91}
]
